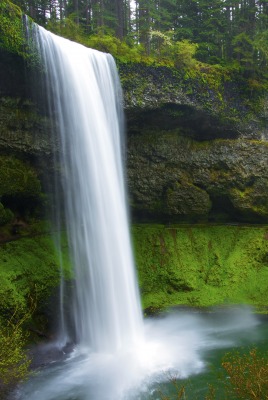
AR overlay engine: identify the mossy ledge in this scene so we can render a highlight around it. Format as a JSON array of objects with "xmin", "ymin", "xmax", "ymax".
[{"xmin": 132, "ymin": 224, "xmax": 268, "ymax": 313}]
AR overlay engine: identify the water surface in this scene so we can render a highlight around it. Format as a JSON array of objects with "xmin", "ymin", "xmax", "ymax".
[{"xmin": 16, "ymin": 307, "xmax": 266, "ymax": 400}]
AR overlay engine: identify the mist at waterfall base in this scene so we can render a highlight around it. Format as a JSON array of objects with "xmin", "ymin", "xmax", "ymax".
[
  {"xmin": 17, "ymin": 308, "xmax": 263, "ymax": 400},
  {"xmin": 17, "ymin": 26, "xmax": 264, "ymax": 400}
]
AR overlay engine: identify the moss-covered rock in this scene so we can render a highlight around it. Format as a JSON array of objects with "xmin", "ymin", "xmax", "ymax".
[
  {"xmin": 120, "ymin": 64, "xmax": 268, "ymax": 141},
  {"xmin": 0, "ymin": 97, "xmax": 53, "ymax": 155},
  {"xmin": 128, "ymin": 133, "xmax": 268, "ymax": 223},
  {"xmin": 230, "ymin": 179, "xmax": 268, "ymax": 218},
  {"xmin": 132, "ymin": 224, "xmax": 268, "ymax": 312},
  {"xmin": 0, "ymin": 31, "xmax": 267, "ymax": 227},
  {"xmin": 166, "ymin": 181, "xmax": 212, "ymax": 217},
  {"xmin": 0, "ymin": 0, "xmax": 24, "ymax": 56}
]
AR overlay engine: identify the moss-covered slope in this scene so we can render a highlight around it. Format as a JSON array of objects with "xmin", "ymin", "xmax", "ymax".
[
  {"xmin": 132, "ymin": 224, "xmax": 268, "ymax": 312},
  {"xmin": 0, "ymin": 227, "xmax": 71, "ymax": 333},
  {"xmin": 2, "ymin": 223, "xmax": 268, "ymax": 325}
]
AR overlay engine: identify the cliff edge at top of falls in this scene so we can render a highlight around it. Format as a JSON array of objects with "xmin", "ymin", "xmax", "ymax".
[
  {"xmin": 0, "ymin": 49, "xmax": 268, "ymax": 224},
  {"xmin": 118, "ymin": 62, "xmax": 268, "ymax": 141}
]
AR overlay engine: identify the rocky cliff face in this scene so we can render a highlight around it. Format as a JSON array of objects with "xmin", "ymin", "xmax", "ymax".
[
  {"xmin": 0, "ymin": 50, "xmax": 56, "ymax": 225},
  {"xmin": 127, "ymin": 130, "xmax": 268, "ymax": 222},
  {"xmin": 120, "ymin": 64, "xmax": 268, "ymax": 223},
  {"xmin": 0, "ymin": 50, "xmax": 268, "ymax": 224}
]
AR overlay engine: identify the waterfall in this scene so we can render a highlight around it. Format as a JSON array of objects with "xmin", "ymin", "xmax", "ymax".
[
  {"xmin": 34, "ymin": 26, "xmax": 143, "ymax": 352},
  {"xmin": 17, "ymin": 23, "xmax": 262, "ymax": 400}
]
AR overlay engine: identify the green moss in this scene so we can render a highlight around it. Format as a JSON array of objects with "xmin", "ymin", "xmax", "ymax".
[
  {"xmin": 231, "ymin": 187, "xmax": 251, "ymax": 199},
  {"xmin": 0, "ymin": 231, "xmax": 72, "ymax": 321},
  {"xmin": 0, "ymin": 0, "xmax": 24, "ymax": 55},
  {"xmin": 230, "ymin": 184, "xmax": 268, "ymax": 218},
  {"xmin": 132, "ymin": 224, "xmax": 268, "ymax": 312}
]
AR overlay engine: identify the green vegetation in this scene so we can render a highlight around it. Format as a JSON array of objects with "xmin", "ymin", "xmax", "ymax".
[
  {"xmin": 0, "ymin": 307, "xmax": 33, "ymax": 399},
  {"xmin": 1, "ymin": 1, "xmax": 268, "ymax": 89},
  {"xmin": 1, "ymin": 222, "xmax": 268, "ymax": 397},
  {"xmin": 1, "ymin": 1, "xmax": 268, "ymax": 120},
  {"xmin": 0, "ymin": 225, "xmax": 72, "ymax": 396},
  {"xmin": 132, "ymin": 224, "xmax": 268, "ymax": 312},
  {"xmin": 2, "ymin": 223, "xmax": 267, "ymax": 322},
  {"xmin": 0, "ymin": 230, "xmax": 71, "ymax": 320},
  {"xmin": 8, "ymin": 0, "xmax": 268, "ymax": 72},
  {"xmin": 0, "ymin": 0, "xmax": 39, "ymax": 64},
  {"xmin": 0, "ymin": 0, "xmax": 24, "ymax": 55},
  {"xmin": 0, "ymin": 2, "xmax": 268, "ymax": 395}
]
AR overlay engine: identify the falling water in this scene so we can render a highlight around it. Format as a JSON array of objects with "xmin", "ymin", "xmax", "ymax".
[
  {"xmin": 17, "ymin": 24, "xmax": 262, "ymax": 400},
  {"xmin": 34, "ymin": 25, "xmax": 143, "ymax": 351}
]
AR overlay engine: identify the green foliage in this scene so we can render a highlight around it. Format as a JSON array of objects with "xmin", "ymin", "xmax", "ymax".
[
  {"xmin": 0, "ymin": 310, "xmax": 32, "ymax": 394},
  {"xmin": 254, "ymin": 30, "xmax": 268, "ymax": 61},
  {"xmin": 232, "ymin": 32, "xmax": 255, "ymax": 74},
  {"xmin": 0, "ymin": 226, "xmax": 72, "ymax": 394},
  {"xmin": 0, "ymin": 0, "xmax": 24, "ymax": 55},
  {"xmin": 132, "ymin": 224, "xmax": 268, "ymax": 311},
  {"xmin": 85, "ymin": 34, "xmax": 143, "ymax": 63},
  {"xmin": 0, "ymin": 296, "xmax": 37, "ymax": 398},
  {"xmin": 0, "ymin": 5, "xmax": 39, "ymax": 66},
  {"xmin": 0, "ymin": 221, "xmax": 72, "ymax": 397},
  {"xmin": 2, "ymin": 0, "xmax": 268, "ymax": 89},
  {"xmin": 47, "ymin": 18, "xmax": 144, "ymax": 63},
  {"xmin": 2, "ymin": 0, "xmax": 266, "ymax": 102},
  {"xmin": 171, "ymin": 40, "xmax": 198, "ymax": 69},
  {"xmin": 46, "ymin": 15, "xmax": 85, "ymax": 43}
]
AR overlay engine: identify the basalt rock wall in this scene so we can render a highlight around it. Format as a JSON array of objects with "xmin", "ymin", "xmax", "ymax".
[
  {"xmin": 0, "ymin": 50, "xmax": 268, "ymax": 224},
  {"xmin": 120, "ymin": 64, "xmax": 268, "ymax": 223},
  {"xmin": 127, "ymin": 131, "xmax": 268, "ymax": 223}
]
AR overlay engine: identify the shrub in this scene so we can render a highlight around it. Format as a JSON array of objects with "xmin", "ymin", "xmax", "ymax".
[
  {"xmin": 222, "ymin": 348, "xmax": 268, "ymax": 400},
  {"xmin": 0, "ymin": 306, "xmax": 33, "ymax": 399}
]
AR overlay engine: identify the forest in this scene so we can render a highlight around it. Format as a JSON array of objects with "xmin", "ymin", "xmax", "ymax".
[{"xmin": 7, "ymin": 0, "xmax": 268, "ymax": 78}]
